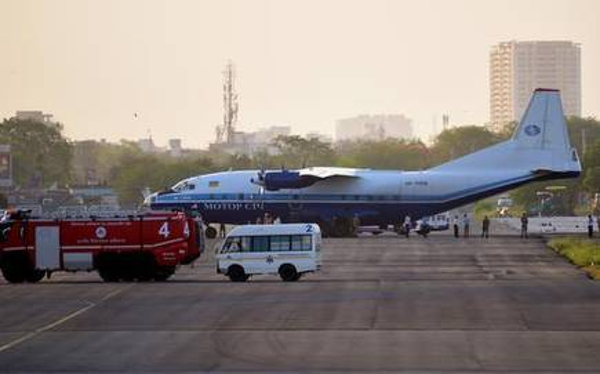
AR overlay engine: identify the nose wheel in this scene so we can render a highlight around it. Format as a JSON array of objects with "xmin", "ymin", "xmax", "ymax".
[{"xmin": 205, "ymin": 225, "xmax": 217, "ymax": 239}]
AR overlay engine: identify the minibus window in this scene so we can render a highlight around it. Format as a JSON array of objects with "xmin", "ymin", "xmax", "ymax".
[
  {"xmin": 251, "ymin": 236, "xmax": 270, "ymax": 252},
  {"xmin": 223, "ymin": 237, "xmax": 241, "ymax": 253},
  {"xmin": 271, "ymin": 235, "xmax": 291, "ymax": 252},
  {"xmin": 223, "ymin": 236, "xmax": 250, "ymax": 253},
  {"xmin": 291, "ymin": 235, "xmax": 312, "ymax": 251}
]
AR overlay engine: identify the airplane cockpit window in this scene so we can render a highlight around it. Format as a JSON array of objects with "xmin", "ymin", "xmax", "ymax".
[{"xmin": 172, "ymin": 181, "xmax": 195, "ymax": 192}]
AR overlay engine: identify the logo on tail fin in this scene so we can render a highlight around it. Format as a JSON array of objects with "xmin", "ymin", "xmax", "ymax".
[{"xmin": 524, "ymin": 124, "xmax": 541, "ymax": 136}]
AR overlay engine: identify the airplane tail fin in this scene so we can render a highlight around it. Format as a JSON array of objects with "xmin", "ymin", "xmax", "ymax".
[{"xmin": 432, "ymin": 88, "xmax": 581, "ymax": 176}]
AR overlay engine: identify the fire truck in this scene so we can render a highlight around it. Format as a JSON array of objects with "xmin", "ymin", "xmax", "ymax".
[{"xmin": 0, "ymin": 210, "xmax": 204, "ymax": 283}]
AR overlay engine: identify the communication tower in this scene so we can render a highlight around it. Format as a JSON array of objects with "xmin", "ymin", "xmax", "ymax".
[{"xmin": 216, "ymin": 61, "xmax": 239, "ymax": 143}]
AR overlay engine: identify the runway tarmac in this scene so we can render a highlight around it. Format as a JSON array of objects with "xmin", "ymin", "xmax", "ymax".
[{"xmin": 1, "ymin": 233, "xmax": 599, "ymax": 373}]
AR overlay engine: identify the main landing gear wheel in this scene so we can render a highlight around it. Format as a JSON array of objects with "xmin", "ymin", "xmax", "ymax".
[
  {"xmin": 228, "ymin": 265, "xmax": 249, "ymax": 282},
  {"xmin": 333, "ymin": 217, "xmax": 354, "ymax": 238},
  {"xmin": 205, "ymin": 226, "xmax": 217, "ymax": 239},
  {"xmin": 279, "ymin": 264, "xmax": 301, "ymax": 282}
]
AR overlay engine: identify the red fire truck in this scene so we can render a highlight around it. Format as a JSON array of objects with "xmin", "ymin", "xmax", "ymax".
[{"xmin": 0, "ymin": 210, "xmax": 204, "ymax": 283}]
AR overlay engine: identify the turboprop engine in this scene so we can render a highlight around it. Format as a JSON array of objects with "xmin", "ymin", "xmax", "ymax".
[{"xmin": 251, "ymin": 170, "xmax": 320, "ymax": 191}]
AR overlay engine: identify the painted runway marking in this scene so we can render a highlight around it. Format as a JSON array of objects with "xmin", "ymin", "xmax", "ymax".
[{"xmin": 0, "ymin": 285, "xmax": 130, "ymax": 354}]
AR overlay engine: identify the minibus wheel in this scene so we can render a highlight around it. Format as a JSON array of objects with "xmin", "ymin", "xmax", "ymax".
[
  {"xmin": 279, "ymin": 264, "xmax": 300, "ymax": 282},
  {"xmin": 228, "ymin": 265, "xmax": 248, "ymax": 282}
]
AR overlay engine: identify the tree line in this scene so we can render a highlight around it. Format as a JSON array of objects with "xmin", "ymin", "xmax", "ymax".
[{"xmin": 2, "ymin": 116, "xmax": 600, "ymax": 213}]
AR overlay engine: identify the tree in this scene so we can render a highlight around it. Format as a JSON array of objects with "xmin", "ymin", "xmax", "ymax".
[
  {"xmin": 72, "ymin": 140, "xmax": 142, "ymax": 185},
  {"xmin": 335, "ymin": 138, "xmax": 430, "ymax": 170},
  {"xmin": 430, "ymin": 126, "xmax": 503, "ymax": 166},
  {"xmin": 567, "ymin": 116, "xmax": 600, "ymax": 158},
  {"xmin": 0, "ymin": 118, "xmax": 73, "ymax": 187},
  {"xmin": 271, "ymin": 135, "xmax": 335, "ymax": 168},
  {"xmin": 583, "ymin": 138, "xmax": 600, "ymax": 193},
  {"xmin": 109, "ymin": 153, "xmax": 216, "ymax": 207}
]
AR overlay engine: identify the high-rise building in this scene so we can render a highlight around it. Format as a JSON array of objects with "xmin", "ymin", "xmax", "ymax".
[
  {"xmin": 335, "ymin": 114, "xmax": 413, "ymax": 142},
  {"xmin": 489, "ymin": 41, "xmax": 581, "ymax": 131},
  {"xmin": 14, "ymin": 111, "xmax": 55, "ymax": 124}
]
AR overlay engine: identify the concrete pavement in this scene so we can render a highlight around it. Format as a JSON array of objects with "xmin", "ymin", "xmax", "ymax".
[{"xmin": 0, "ymin": 234, "xmax": 599, "ymax": 373}]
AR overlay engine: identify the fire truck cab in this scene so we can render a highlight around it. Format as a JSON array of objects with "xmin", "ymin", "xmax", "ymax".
[{"xmin": 0, "ymin": 210, "xmax": 204, "ymax": 283}]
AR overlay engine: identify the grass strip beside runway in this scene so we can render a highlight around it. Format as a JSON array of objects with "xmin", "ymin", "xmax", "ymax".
[{"xmin": 548, "ymin": 237, "xmax": 600, "ymax": 280}]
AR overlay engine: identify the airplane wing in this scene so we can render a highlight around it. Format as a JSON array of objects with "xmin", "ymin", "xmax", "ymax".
[
  {"xmin": 297, "ymin": 167, "xmax": 365, "ymax": 179},
  {"xmin": 254, "ymin": 167, "xmax": 364, "ymax": 191}
]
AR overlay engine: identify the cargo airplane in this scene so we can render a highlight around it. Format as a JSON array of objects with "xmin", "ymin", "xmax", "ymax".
[{"xmin": 146, "ymin": 89, "xmax": 581, "ymax": 237}]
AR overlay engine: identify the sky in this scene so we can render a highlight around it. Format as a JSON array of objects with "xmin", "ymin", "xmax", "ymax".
[{"xmin": 0, "ymin": 0, "xmax": 599, "ymax": 148}]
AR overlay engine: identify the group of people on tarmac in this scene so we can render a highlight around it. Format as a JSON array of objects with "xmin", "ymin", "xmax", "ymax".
[
  {"xmin": 449, "ymin": 212, "xmax": 531, "ymax": 239},
  {"xmin": 452, "ymin": 213, "xmax": 473, "ymax": 238},
  {"xmin": 217, "ymin": 211, "xmax": 599, "ymax": 239},
  {"xmin": 254, "ymin": 212, "xmax": 282, "ymax": 225},
  {"xmin": 401, "ymin": 215, "xmax": 432, "ymax": 238},
  {"xmin": 218, "ymin": 212, "xmax": 282, "ymax": 238}
]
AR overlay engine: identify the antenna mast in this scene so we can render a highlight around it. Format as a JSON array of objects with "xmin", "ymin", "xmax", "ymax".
[{"xmin": 216, "ymin": 61, "xmax": 239, "ymax": 143}]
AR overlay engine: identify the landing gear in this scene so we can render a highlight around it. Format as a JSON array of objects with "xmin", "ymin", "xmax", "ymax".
[
  {"xmin": 332, "ymin": 217, "xmax": 355, "ymax": 237},
  {"xmin": 205, "ymin": 226, "xmax": 217, "ymax": 239},
  {"xmin": 318, "ymin": 218, "xmax": 356, "ymax": 238}
]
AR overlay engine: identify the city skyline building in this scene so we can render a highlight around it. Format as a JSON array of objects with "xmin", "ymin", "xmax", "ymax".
[
  {"xmin": 335, "ymin": 114, "xmax": 413, "ymax": 142},
  {"xmin": 489, "ymin": 40, "xmax": 581, "ymax": 131},
  {"xmin": 13, "ymin": 111, "xmax": 56, "ymax": 125}
]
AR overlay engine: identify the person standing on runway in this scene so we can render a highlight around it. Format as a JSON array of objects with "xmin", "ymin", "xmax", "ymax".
[
  {"xmin": 453, "ymin": 215, "xmax": 459, "ymax": 238},
  {"xmin": 520, "ymin": 212, "xmax": 529, "ymax": 239},
  {"xmin": 481, "ymin": 215, "xmax": 490, "ymax": 238},
  {"xmin": 462, "ymin": 213, "xmax": 470, "ymax": 238}
]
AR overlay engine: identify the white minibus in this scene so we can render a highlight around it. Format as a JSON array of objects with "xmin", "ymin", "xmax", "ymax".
[{"xmin": 216, "ymin": 223, "xmax": 322, "ymax": 282}]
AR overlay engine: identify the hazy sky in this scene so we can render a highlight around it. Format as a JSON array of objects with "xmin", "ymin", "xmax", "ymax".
[{"xmin": 1, "ymin": 0, "xmax": 599, "ymax": 148}]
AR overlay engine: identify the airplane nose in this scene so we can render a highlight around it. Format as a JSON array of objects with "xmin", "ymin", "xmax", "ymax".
[{"xmin": 143, "ymin": 192, "xmax": 157, "ymax": 207}]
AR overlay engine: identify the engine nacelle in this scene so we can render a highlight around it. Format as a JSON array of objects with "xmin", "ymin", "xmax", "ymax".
[{"xmin": 257, "ymin": 170, "xmax": 320, "ymax": 191}]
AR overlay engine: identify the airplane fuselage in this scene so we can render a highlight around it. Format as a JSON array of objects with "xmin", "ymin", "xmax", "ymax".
[{"xmin": 148, "ymin": 167, "xmax": 569, "ymax": 227}]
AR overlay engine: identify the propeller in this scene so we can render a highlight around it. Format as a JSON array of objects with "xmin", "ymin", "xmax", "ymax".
[{"xmin": 251, "ymin": 166, "xmax": 266, "ymax": 192}]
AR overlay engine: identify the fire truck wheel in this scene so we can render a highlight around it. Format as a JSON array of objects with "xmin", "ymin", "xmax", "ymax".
[
  {"xmin": 98, "ymin": 267, "xmax": 120, "ymax": 282},
  {"xmin": 135, "ymin": 253, "xmax": 157, "ymax": 282},
  {"xmin": 205, "ymin": 226, "xmax": 217, "ymax": 239},
  {"xmin": 154, "ymin": 266, "xmax": 175, "ymax": 281},
  {"xmin": 279, "ymin": 264, "xmax": 300, "ymax": 282},
  {"xmin": 228, "ymin": 265, "xmax": 248, "ymax": 282},
  {"xmin": 1, "ymin": 253, "xmax": 29, "ymax": 283},
  {"xmin": 25, "ymin": 269, "xmax": 46, "ymax": 283}
]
